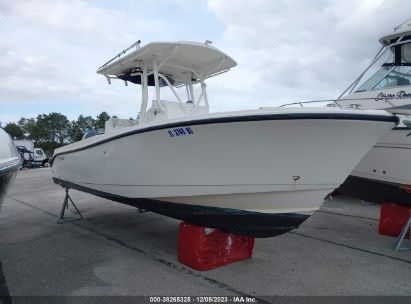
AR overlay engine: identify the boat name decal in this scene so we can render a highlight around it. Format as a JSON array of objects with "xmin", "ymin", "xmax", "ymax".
[
  {"xmin": 168, "ymin": 127, "xmax": 193, "ymax": 138},
  {"xmin": 375, "ymin": 91, "xmax": 411, "ymax": 102}
]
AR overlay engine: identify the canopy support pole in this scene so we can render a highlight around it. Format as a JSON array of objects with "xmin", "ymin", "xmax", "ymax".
[
  {"xmin": 140, "ymin": 63, "xmax": 148, "ymax": 121},
  {"xmin": 153, "ymin": 58, "xmax": 161, "ymax": 108}
]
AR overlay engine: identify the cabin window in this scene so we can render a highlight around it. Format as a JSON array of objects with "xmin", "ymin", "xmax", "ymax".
[
  {"xmin": 35, "ymin": 149, "xmax": 43, "ymax": 156},
  {"xmin": 401, "ymin": 43, "xmax": 411, "ymax": 63},
  {"xmin": 386, "ymin": 47, "xmax": 396, "ymax": 64}
]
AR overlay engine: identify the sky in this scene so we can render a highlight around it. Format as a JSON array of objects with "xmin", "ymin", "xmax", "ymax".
[{"xmin": 0, "ymin": 0, "xmax": 410, "ymax": 124}]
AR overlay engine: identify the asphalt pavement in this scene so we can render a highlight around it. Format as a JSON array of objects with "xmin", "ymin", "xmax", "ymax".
[{"xmin": 0, "ymin": 168, "xmax": 410, "ymax": 303}]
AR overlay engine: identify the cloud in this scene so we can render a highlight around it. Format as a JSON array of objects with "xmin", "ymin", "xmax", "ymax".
[
  {"xmin": 0, "ymin": 0, "xmax": 135, "ymax": 44},
  {"xmin": 0, "ymin": 0, "xmax": 225, "ymax": 124},
  {"xmin": 205, "ymin": 0, "xmax": 411, "ymax": 108},
  {"xmin": 0, "ymin": 0, "xmax": 159, "ymax": 123},
  {"xmin": 1, "ymin": 0, "xmax": 411, "ymax": 124}
]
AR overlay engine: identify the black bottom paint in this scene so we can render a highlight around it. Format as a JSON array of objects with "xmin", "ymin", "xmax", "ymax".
[
  {"xmin": 339, "ymin": 175, "xmax": 411, "ymax": 207},
  {"xmin": 53, "ymin": 178, "xmax": 309, "ymax": 238}
]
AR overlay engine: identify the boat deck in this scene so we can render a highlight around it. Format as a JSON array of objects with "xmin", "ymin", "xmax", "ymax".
[{"xmin": 1, "ymin": 168, "xmax": 411, "ymax": 301}]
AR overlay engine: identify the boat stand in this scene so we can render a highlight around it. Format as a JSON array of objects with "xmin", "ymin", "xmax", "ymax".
[
  {"xmin": 57, "ymin": 188, "xmax": 84, "ymax": 224},
  {"xmin": 394, "ymin": 214, "xmax": 411, "ymax": 251}
]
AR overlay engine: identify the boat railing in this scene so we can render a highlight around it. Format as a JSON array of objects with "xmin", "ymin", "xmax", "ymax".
[
  {"xmin": 279, "ymin": 99, "xmax": 340, "ymax": 108},
  {"xmin": 98, "ymin": 40, "xmax": 141, "ymax": 70},
  {"xmin": 279, "ymin": 96, "xmax": 411, "ymax": 112}
]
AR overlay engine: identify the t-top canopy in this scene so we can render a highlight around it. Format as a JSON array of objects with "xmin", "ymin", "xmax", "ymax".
[
  {"xmin": 97, "ymin": 41, "xmax": 237, "ymax": 86},
  {"xmin": 380, "ymin": 18, "xmax": 411, "ymax": 46}
]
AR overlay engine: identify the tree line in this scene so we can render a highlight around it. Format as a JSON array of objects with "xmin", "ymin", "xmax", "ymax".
[{"xmin": 1, "ymin": 112, "xmax": 114, "ymax": 155}]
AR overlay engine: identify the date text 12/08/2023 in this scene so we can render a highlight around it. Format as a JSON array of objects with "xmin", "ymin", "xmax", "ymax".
[{"xmin": 149, "ymin": 296, "xmax": 258, "ymax": 303}]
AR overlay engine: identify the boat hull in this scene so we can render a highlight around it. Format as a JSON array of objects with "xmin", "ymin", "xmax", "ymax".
[
  {"xmin": 51, "ymin": 110, "xmax": 397, "ymax": 237},
  {"xmin": 339, "ymin": 176, "xmax": 411, "ymax": 207},
  {"xmin": 0, "ymin": 163, "xmax": 19, "ymax": 205},
  {"xmin": 53, "ymin": 177, "xmax": 309, "ymax": 237},
  {"xmin": 339, "ymin": 128, "xmax": 411, "ymax": 206}
]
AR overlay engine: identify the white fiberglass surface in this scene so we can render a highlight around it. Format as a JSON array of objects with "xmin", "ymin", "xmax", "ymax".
[
  {"xmin": 98, "ymin": 41, "xmax": 237, "ymax": 82},
  {"xmin": 53, "ymin": 107, "xmax": 392, "ymax": 156}
]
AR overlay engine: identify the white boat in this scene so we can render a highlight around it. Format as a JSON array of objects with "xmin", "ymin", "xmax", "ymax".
[
  {"xmin": 0, "ymin": 128, "xmax": 21, "ymax": 208},
  {"xmin": 337, "ymin": 19, "xmax": 411, "ymax": 206},
  {"xmin": 51, "ymin": 41, "xmax": 398, "ymax": 237}
]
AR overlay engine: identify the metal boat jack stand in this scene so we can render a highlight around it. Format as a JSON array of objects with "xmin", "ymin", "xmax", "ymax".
[
  {"xmin": 57, "ymin": 188, "xmax": 84, "ymax": 224},
  {"xmin": 394, "ymin": 214, "xmax": 411, "ymax": 251}
]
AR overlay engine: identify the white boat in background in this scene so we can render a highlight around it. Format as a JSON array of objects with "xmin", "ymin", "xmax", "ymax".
[
  {"xmin": 51, "ymin": 41, "xmax": 397, "ymax": 237},
  {"xmin": 0, "ymin": 128, "xmax": 21, "ymax": 208},
  {"xmin": 337, "ymin": 19, "xmax": 411, "ymax": 206}
]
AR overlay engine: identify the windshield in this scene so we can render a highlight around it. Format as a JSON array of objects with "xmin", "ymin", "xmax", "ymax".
[
  {"xmin": 35, "ymin": 149, "xmax": 43, "ymax": 155},
  {"xmin": 356, "ymin": 66, "xmax": 392, "ymax": 91},
  {"xmin": 353, "ymin": 42, "xmax": 411, "ymax": 93},
  {"xmin": 356, "ymin": 66, "xmax": 411, "ymax": 91},
  {"xmin": 373, "ymin": 66, "xmax": 411, "ymax": 89}
]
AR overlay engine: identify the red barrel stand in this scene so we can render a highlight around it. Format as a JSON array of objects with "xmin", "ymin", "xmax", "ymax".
[
  {"xmin": 378, "ymin": 203, "xmax": 411, "ymax": 251},
  {"xmin": 178, "ymin": 222, "xmax": 255, "ymax": 271}
]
